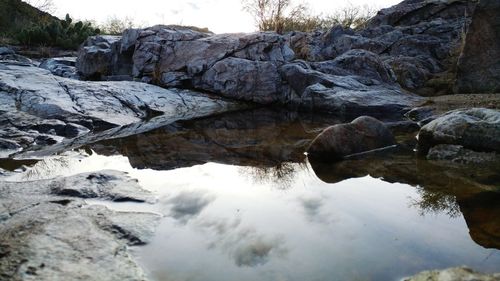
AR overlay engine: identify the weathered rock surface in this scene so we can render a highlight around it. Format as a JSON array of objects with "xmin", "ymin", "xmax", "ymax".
[
  {"xmin": 39, "ymin": 57, "xmax": 79, "ymax": 79},
  {"xmin": 455, "ymin": 0, "xmax": 500, "ymax": 94},
  {"xmin": 307, "ymin": 116, "xmax": 396, "ymax": 161},
  {"xmin": 403, "ymin": 267, "xmax": 500, "ymax": 281},
  {"xmin": 0, "ymin": 61, "xmax": 240, "ymax": 157},
  {"xmin": 289, "ymin": 0, "xmax": 475, "ymax": 95},
  {"xmin": 418, "ymin": 108, "xmax": 500, "ymax": 154},
  {"xmin": 0, "ymin": 170, "xmax": 160, "ymax": 281},
  {"xmin": 77, "ymin": 26, "xmax": 421, "ymax": 114}
]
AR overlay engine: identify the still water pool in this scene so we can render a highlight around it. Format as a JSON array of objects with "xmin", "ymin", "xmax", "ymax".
[{"xmin": 2, "ymin": 109, "xmax": 499, "ymax": 280}]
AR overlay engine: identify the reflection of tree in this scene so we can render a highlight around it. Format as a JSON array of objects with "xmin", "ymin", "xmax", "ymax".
[
  {"xmin": 239, "ymin": 162, "xmax": 306, "ymax": 190},
  {"xmin": 411, "ymin": 186, "xmax": 461, "ymax": 218}
]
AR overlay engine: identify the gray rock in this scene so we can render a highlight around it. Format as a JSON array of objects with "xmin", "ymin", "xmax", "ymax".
[
  {"xmin": 418, "ymin": 108, "xmax": 500, "ymax": 154},
  {"xmin": 307, "ymin": 116, "xmax": 396, "ymax": 161},
  {"xmin": 312, "ymin": 49, "xmax": 396, "ymax": 84},
  {"xmin": 195, "ymin": 57, "xmax": 284, "ymax": 104},
  {"xmin": 427, "ymin": 144, "xmax": 499, "ymax": 164},
  {"xmin": 281, "ymin": 62, "xmax": 421, "ymax": 116},
  {"xmin": 76, "ymin": 35, "xmax": 121, "ymax": 80},
  {"xmin": 402, "ymin": 266, "xmax": 500, "ymax": 281},
  {"xmin": 0, "ymin": 170, "xmax": 161, "ymax": 281},
  {"xmin": 455, "ymin": 0, "xmax": 500, "ymax": 94},
  {"xmin": 39, "ymin": 57, "xmax": 79, "ymax": 79},
  {"xmin": 0, "ymin": 62, "xmax": 240, "ymax": 157},
  {"xmin": 0, "ymin": 46, "xmax": 15, "ymax": 55}
]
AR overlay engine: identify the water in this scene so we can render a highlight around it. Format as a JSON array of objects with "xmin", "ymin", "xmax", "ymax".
[{"xmin": 1, "ymin": 109, "xmax": 499, "ymax": 280}]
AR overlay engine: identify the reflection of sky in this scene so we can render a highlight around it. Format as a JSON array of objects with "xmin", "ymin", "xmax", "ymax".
[{"xmin": 7, "ymin": 152, "xmax": 500, "ymax": 281}]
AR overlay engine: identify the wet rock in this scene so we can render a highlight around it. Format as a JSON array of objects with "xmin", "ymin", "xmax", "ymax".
[
  {"xmin": 405, "ymin": 106, "xmax": 435, "ymax": 122},
  {"xmin": 0, "ymin": 170, "xmax": 160, "ymax": 281},
  {"xmin": 418, "ymin": 108, "xmax": 500, "ymax": 154},
  {"xmin": 455, "ymin": 0, "xmax": 500, "ymax": 94},
  {"xmin": 39, "ymin": 57, "xmax": 79, "ymax": 79},
  {"xmin": 307, "ymin": 116, "xmax": 396, "ymax": 161},
  {"xmin": 402, "ymin": 267, "xmax": 500, "ymax": 281}
]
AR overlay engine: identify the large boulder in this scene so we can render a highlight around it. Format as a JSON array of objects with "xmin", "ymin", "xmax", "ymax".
[
  {"xmin": 307, "ymin": 116, "xmax": 396, "ymax": 161},
  {"xmin": 455, "ymin": 0, "xmax": 500, "ymax": 94},
  {"xmin": 39, "ymin": 57, "xmax": 79, "ymax": 79},
  {"xmin": 418, "ymin": 108, "xmax": 500, "ymax": 154},
  {"xmin": 76, "ymin": 35, "xmax": 121, "ymax": 80}
]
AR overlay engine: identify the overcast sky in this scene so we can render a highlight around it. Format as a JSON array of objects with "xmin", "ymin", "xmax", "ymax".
[{"xmin": 50, "ymin": 0, "xmax": 401, "ymax": 33}]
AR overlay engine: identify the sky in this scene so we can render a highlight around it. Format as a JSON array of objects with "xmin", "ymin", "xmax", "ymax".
[{"xmin": 50, "ymin": 0, "xmax": 401, "ymax": 34}]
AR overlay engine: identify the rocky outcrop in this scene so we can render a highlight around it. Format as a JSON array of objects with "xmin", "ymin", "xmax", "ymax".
[
  {"xmin": 77, "ymin": 26, "xmax": 421, "ymax": 115},
  {"xmin": 0, "ymin": 170, "xmax": 160, "ymax": 281},
  {"xmin": 455, "ymin": 0, "xmax": 500, "ymax": 94},
  {"xmin": 0, "ymin": 59, "xmax": 240, "ymax": 157},
  {"xmin": 289, "ymin": 0, "xmax": 475, "ymax": 96},
  {"xmin": 403, "ymin": 267, "xmax": 500, "ymax": 281},
  {"xmin": 418, "ymin": 108, "xmax": 500, "ymax": 155},
  {"xmin": 307, "ymin": 116, "xmax": 395, "ymax": 161}
]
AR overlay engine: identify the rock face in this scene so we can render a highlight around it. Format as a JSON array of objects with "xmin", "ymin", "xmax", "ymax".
[
  {"xmin": 307, "ymin": 116, "xmax": 396, "ymax": 161},
  {"xmin": 77, "ymin": 25, "xmax": 421, "ymax": 115},
  {"xmin": 289, "ymin": 0, "xmax": 475, "ymax": 96},
  {"xmin": 418, "ymin": 108, "xmax": 500, "ymax": 154},
  {"xmin": 403, "ymin": 267, "xmax": 500, "ymax": 281},
  {"xmin": 455, "ymin": 0, "xmax": 500, "ymax": 94},
  {"xmin": 0, "ymin": 58, "xmax": 240, "ymax": 157},
  {"xmin": 0, "ymin": 170, "xmax": 160, "ymax": 281}
]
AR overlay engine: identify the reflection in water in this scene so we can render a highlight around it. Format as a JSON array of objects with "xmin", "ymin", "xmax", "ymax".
[{"xmin": 1, "ymin": 108, "xmax": 499, "ymax": 280}]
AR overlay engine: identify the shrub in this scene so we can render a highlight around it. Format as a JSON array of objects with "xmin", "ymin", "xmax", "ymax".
[{"xmin": 16, "ymin": 14, "xmax": 100, "ymax": 49}]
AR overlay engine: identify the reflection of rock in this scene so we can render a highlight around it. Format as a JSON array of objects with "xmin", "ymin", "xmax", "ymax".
[
  {"xmin": 458, "ymin": 192, "xmax": 500, "ymax": 250},
  {"xmin": 0, "ymin": 170, "xmax": 160, "ymax": 280},
  {"xmin": 403, "ymin": 266, "xmax": 500, "ymax": 281},
  {"xmin": 89, "ymin": 109, "xmax": 343, "ymax": 170},
  {"xmin": 309, "ymin": 146, "xmax": 500, "ymax": 249},
  {"xmin": 308, "ymin": 116, "xmax": 395, "ymax": 161}
]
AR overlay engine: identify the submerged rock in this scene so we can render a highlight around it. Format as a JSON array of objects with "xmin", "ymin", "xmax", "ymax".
[
  {"xmin": 418, "ymin": 108, "xmax": 500, "ymax": 154},
  {"xmin": 402, "ymin": 267, "xmax": 500, "ymax": 281},
  {"xmin": 427, "ymin": 144, "xmax": 499, "ymax": 164},
  {"xmin": 0, "ymin": 170, "xmax": 160, "ymax": 281},
  {"xmin": 307, "ymin": 116, "xmax": 395, "ymax": 161}
]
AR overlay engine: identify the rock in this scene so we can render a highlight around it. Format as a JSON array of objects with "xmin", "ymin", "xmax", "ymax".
[
  {"xmin": 195, "ymin": 57, "xmax": 284, "ymax": 104},
  {"xmin": 405, "ymin": 106, "xmax": 435, "ymax": 122},
  {"xmin": 311, "ymin": 49, "xmax": 397, "ymax": 84},
  {"xmin": 307, "ymin": 116, "xmax": 396, "ymax": 161},
  {"xmin": 39, "ymin": 57, "xmax": 79, "ymax": 79},
  {"xmin": 76, "ymin": 35, "xmax": 121, "ymax": 80},
  {"xmin": 455, "ymin": 0, "xmax": 500, "ymax": 94},
  {"xmin": 402, "ymin": 267, "xmax": 500, "ymax": 281},
  {"xmin": 0, "ymin": 46, "xmax": 15, "ymax": 55},
  {"xmin": 427, "ymin": 144, "xmax": 499, "ymax": 164},
  {"xmin": 281, "ymin": 62, "xmax": 421, "ymax": 116},
  {"xmin": 0, "ymin": 170, "xmax": 161, "ymax": 281},
  {"xmin": 418, "ymin": 108, "xmax": 500, "ymax": 154},
  {"xmin": 0, "ymin": 61, "xmax": 240, "ymax": 157}
]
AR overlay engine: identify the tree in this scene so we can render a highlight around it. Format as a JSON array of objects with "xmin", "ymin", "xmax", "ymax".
[
  {"xmin": 99, "ymin": 16, "xmax": 136, "ymax": 35},
  {"xmin": 24, "ymin": 0, "xmax": 55, "ymax": 14},
  {"xmin": 242, "ymin": 0, "xmax": 293, "ymax": 34}
]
